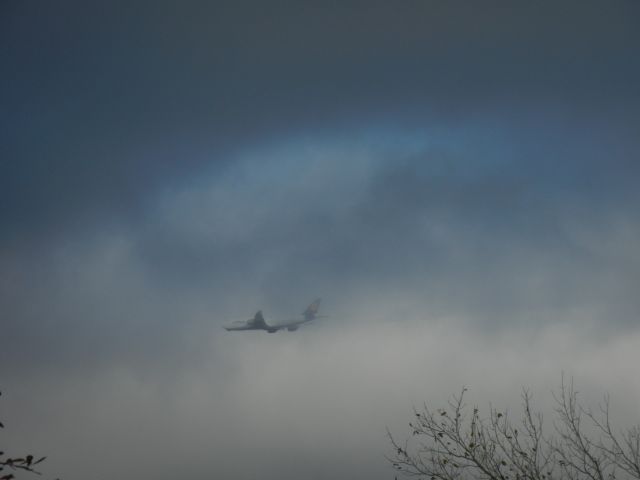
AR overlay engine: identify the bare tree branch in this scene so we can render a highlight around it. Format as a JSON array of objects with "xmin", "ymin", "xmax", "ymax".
[{"xmin": 389, "ymin": 379, "xmax": 640, "ymax": 480}]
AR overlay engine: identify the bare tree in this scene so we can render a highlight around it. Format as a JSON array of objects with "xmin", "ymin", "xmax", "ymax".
[
  {"xmin": 388, "ymin": 378, "xmax": 640, "ymax": 480},
  {"xmin": 0, "ymin": 391, "xmax": 50, "ymax": 480}
]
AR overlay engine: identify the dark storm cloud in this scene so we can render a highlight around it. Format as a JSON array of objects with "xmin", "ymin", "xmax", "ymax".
[{"xmin": 2, "ymin": 1, "xmax": 639, "ymax": 243}]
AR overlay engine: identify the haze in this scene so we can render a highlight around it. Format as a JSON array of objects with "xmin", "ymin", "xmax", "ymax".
[{"xmin": 1, "ymin": 2, "xmax": 639, "ymax": 479}]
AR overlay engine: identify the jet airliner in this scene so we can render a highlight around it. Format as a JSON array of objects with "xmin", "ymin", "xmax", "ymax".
[{"xmin": 224, "ymin": 298, "xmax": 324, "ymax": 333}]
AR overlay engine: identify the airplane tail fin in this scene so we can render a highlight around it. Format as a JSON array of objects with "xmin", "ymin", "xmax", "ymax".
[
  {"xmin": 303, "ymin": 298, "xmax": 322, "ymax": 321},
  {"xmin": 252, "ymin": 310, "xmax": 268, "ymax": 328}
]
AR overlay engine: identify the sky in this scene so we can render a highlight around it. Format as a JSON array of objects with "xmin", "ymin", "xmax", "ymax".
[{"xmin": 1, "ymin": 2, "xmax": 640, "ymax": 479}]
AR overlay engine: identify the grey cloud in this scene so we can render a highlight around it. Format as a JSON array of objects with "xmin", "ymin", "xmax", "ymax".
[
  {"xmin": 2, "ymin": 3, "xmax": 640, "ymax": 480},
  {"xmin": 121, "ymin": 118, "xmax": 640, "ymax": 325},
  {"xmin": 4, "ymin": 321, "xmax": 640, "ymax": 480}
]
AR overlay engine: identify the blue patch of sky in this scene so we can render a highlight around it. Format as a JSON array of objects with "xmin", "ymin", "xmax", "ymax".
[{"xmin": 201, "ymin": 121, "xmax": 526, "ymax": 190}]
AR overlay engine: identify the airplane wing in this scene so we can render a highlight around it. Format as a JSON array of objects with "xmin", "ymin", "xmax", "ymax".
[{"xmin": 224, "ymin": 320, "xmax": 252, "ymax": 331}]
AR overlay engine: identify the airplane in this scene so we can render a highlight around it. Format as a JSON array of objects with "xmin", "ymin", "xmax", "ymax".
[{"xmin": 224, "ymin": 298, "xmax": 324, "ymax": 333}]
